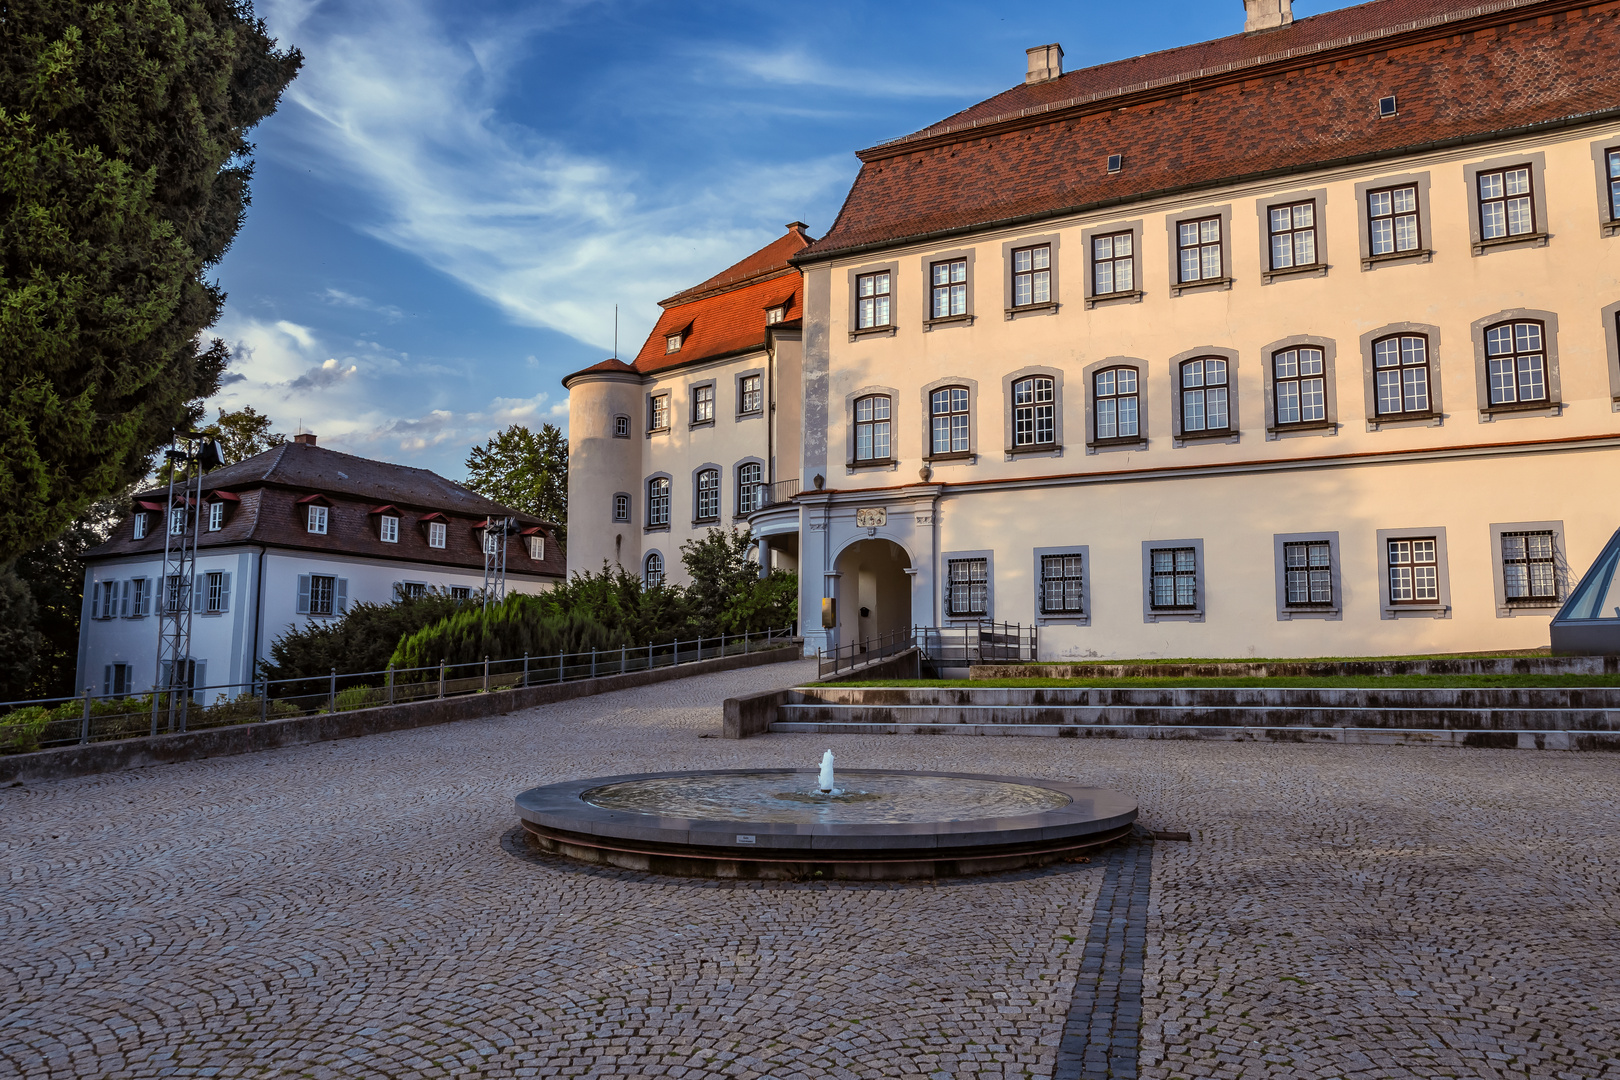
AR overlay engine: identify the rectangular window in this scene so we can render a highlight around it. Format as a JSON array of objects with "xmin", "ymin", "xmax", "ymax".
[
  {"xmin": 766, "ymin": 305, "xmax": 784, "ymax": 325},
  {"xmin": 397, "ymin": 581, "xmax": 427, "ymax": 600},
  {"xmin": 1177, "ymin": 217, "xmax": 1222, "ymax": 283},
  {"xmin": 1368, "ymin": 185, "xmax": 1420, "ymax": 255},
  {"xmin": 854, "ymin": 395, "xmax": 891, "ymax": 462},
  {"xmin": 104, "ymin": 662, "xmax": 133, "ymax": 698},
  {"xmin": 527, "ymin": 535, "xmax": 545, "ymax": 560},
  {"xmin": 1012, "ymin": 376, "xmax": 1055, "ymax": 447},
  {"xmin": 483, "ymin": 529, "xmax": 500, "ymax": 555},
  {"xmin": 1268, "ymin": 201, "xmax": 1318, "ymax": 269},
  {"xmin": 1040, "ymin": 554, "xmax": 1084, "ymax": 614},
  {"xmin": 649, "ymin": 394, "xmax": 669, "ymax": 431},
  {"xmin": 1609, "ymin": 148, "xmax": 1620, "ymax": 221},
  {"xmin": 207, "ymin": 501, "xmax": 224, "ymax": 532},
  {"xmin": 1387, "ymin": 538, "xmax": 1439, "ymax": 603},
  {"xmin": 1012, "ymin": 244, "xmax": 1050, "ymax": 307},
  {"xmin": 693, "ymin": 385, "xmax": 715, "ymax": 423},
  {"xmin": 1273, "ymin": 348, "xmax": 1326, "ymax": 426},
  {"xmin": 170, "ymin": 507, "xmax": 186, "ymax": 536},
  {"xmin": 165, "ymin": 574, "xmax": 183, "ymax": 612},
  {"xmin": 648, "ymin": 478, "xmax": 670, "ymax": 527},
  {"xmin": 1502, "ymin": 530, "xmax": 1557, "ymax": 603},
  {"xmin": 307, "ymin": 504, "xmax": 328, "ymax": 534},
  {"xmin": 1179, "ymin": 358, "xmax": 1229, "ymax": 433},
  {"xmin": 665, "ymin": 333, "xmax": 682, "ymax": 353},
  {"xmin": 930, "ymin": 259, "xmax": 967, "ymax": 318},
  {"xmin": 450, "ymin": 586, "xmax": 471, "ymax": 601},
  {"xmin": 856, "ymin": 271, "xmax": 891, "ymax": 329},
  {"xmin": 1092, "ymin": 232, "xmax": 1134, "ymax": 295},
  {"xmin": 1284, "ymin": 541, "xmax": 1334, "ymax": 606},
  {"xmin": 1373, "ymin": 335, "xmax": 1431, "ymax": 416},
  {"xmin": 613, "ymin": 493, "xmax": 630, "ymax": 522},
  {"xmin": 1485, "ymin": 321, "xmax": 1548, "ymax": 405},
  {"xmin": 427, "ymin": 521, "xmax": 447, "ymax": 548},
  {"xmin": 309, "ymin": 574, "xmax": 336, "ymax": 616},
  {"xmin": 133, "ymin": 513, "xmax": 147, "ymax": 540},
  {"xmin": 205, "ymin": 571, "xmax": 224, "ymax": 612},
  {"xmin": 1478, "ymin": 166, "xmax": 1535, "ymax": 240},
  {"xmin": 739, "ymin": 374, "xmax": 763, "ymax": 414},
  {"xmin": 738, "ymin": 463, "xmax": 762, "ymax": 514},
  {"xmin": 947, "ymin": 558, "xmax": 988, "ymax": 617},
  {"xmin": 696, "ymin": 470, "xmax": 719, "ymax": 521},
  {"xmin": 380, "ymin": 515, "xmax": 399, "ymax": 543},
  {"xmin": 930, "ymin": 387, "xmax": 970, "ymax": 455},
  {"xmin": 1150, "ymin": 547, "xmax": 1198, "ymax": 609},
  {"xmin": 1094, "ymin": 368, "xmax": 1139, "ymax": 441},
  {"xmin": 131, "ymin": 577, "xmax": 149, "ymax": 617}
]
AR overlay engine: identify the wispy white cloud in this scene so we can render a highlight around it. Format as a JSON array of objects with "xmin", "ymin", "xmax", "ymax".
[
  {"xmin": 320, "ymin": 287, "xmax": 406, "ymax": 321},
  {"xmin": 701, "ymin": 46, "xmax": 993, "ymax": 99}
]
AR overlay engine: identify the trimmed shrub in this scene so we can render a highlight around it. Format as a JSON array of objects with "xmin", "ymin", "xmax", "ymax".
[
  {"xmin": 390, "ymin": 595, "xmax": 620, "ymax": 675},
  {"xmin": 261, "ymin": 592, "xmax": 472, "ymax": 695},
  {"xmin": 0, "ymin": 706, "xmax": 52, "ymax": 753}
]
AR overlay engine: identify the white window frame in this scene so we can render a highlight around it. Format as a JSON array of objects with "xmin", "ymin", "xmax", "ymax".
[
  {"xmin": 308, "ymin": 574, "xmax": 337, "ymax": 616},
  {"xmin": 307, "ymin": 504, "xmax": 329, "ymax": 535},
  {"xmin": 207, "ymin": 501, "xmax": 225, "ymax": 532},
  {"xmin": 1141, "ymin": 539, "xmax": 1205, "ymax": 622},
  {"xmin": 644, "ymin": 551, "xmax": 665, "ymax": 588},
  {"xmin": 380, "ymin": 515, "xmax": 399, "ymax": 543},
  {"xmin": 133, "ymin": 513, "xmax": 147, "ymax": 540},
  {"xmin": 169, "ymin": 507, "xmax": 186, "ymax": 536},
  {"xmin": 647, "ymin": 477, "xmax": 671, "ymax": 528},
  {"xmin": 427, "ymin": 521, "xmax": 447, "ymax": 549},
  {"xmin": 527, "ymin": 535, "xmax": 545, "ymax": 561},
  {"xmin": 944, "ymin": 555, "xmax": 990, "ymax": 619},
  {"xmin": 1489, "ymin": 520, "xmax": 1567, "ymax": 617},
  {"xmin": 1376, "ymin": 527, "xmax": 1452, "ymax": 619},
  {"xmin": 737, "ymin": 462, "xmax": 763, "ymax": 514},
  {"xmin": 694, "ymin": 469, "xmax": 720, "ymax": 522},
  {"xmin": 130, "ymin": 577, "xmax": 149, "ymax": 618}
]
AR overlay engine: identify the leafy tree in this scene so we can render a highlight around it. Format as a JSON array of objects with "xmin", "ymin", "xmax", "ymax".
[
  {"xmin": 0, "ymin": 1, "xmax": 302, "ymax": 557},
  {"xmin": 390, "ymin": 596, "xmax": 617, "ymax": 675},
  {"xmin": 259, "ymin": 591, "xmax": 469, "ymax": 696},
  {"xmin": 464, "ymin": 423, "xmax": 568, "ymax": 542},
  {"xmin": 154, "ymin": 405, "xmax": 285, "ymax": 484},
  {"xmin": 680, "ymin": 527, "xmax": 797, "ymax": 634},
  {"xmin": 0, "ymin": 568, "xmax": 45, "ymax": 701}
]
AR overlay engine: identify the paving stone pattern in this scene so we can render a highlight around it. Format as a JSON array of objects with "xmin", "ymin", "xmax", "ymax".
[
  {"xmin": 2, "ymin": 659, "xmax": 1618, "ymax": 1079},
  {"xmin": 1055, "ymin": 838, "xmax": 1153, "ymax": 1080}
]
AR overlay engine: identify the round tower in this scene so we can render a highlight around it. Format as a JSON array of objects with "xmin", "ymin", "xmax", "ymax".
[{"xmin": 562, "ymin": 362, "xmax": 644, "ymax": 578}]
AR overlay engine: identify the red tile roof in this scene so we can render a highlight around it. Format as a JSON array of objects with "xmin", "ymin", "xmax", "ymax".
[
  {"xmin": 662, "ymin": 223, "xmax": 813, "ymax": 305},
  {"xmin": 802, "ymin": 0, "xmax": 1617, "ymax": 260}
]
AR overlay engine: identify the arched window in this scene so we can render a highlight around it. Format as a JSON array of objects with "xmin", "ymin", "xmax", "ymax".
[
  {"xmin": 1179, "ymin": 357, "xmax": 1229, "ymax": 433},
  {"xmin": 647, "ymin": 477, "xmax": 670, "ymax": 527},
  {"xmin": 738, "ymin": 463, "xmax": 763, "ymax": 514},
  {"xmin": 930, "ymin": 387, "xmax": 970, "ymax": 455},
  {"xmin": 613, "ymin": 415, "xmax": 630, "ymax": 438},
  {"xmin": 644, "ymin": 552, "xmax": 664, "ymax": 588},
  {"xmin": 1273, "ymin": 348, "xmax": 1326, "ymax": 426},
  {"xmin": 1012, "ymin": 376, "xmax": 1055, "ymax": 447},
  {"xmin": 1484, "ymin": 320, "xmax": 1547, "ymax": 405},
  {"xmin": 695, "ymin": 469, "xmax": 720, "ymax": 522},
  {"xmin": 1372, "ymin": 334, "xmax": 1431, "ymax": 416},
  {"xmin": 1094, "ymin": 367, "xmax": 1139, "ymax": 440},
  {"xmin": 854, "ymin": 395, "xmax": 891, "ymax": 462}
]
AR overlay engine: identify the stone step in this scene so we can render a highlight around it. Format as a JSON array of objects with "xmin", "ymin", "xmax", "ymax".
[{"xmin": 789, "ymin": 685, "xmax": 1620, "ymax": 709}]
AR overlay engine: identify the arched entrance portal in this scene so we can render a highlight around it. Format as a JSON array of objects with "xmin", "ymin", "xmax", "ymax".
[{"xmin": 833, "ymin": 539, "xmax": 912, "ymax": 646}]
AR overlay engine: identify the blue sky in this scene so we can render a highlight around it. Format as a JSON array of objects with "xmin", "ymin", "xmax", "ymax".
[{"xmin": 213, "ymin": 0, "xmax": 1344, "ymax": 480}]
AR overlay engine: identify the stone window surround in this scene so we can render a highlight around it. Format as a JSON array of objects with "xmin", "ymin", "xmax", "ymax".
[
  {"xmin": 1375, "ymin": 526, "xmax": 1452, "ymax": 620},
  {"xmin": 1168, "ymin": 347, "xmax": 1241, "ymax": 448},
  {"xmin": 844, "ymin": 382, "xmax": 900, "ymax": 472},
  {"xmin": 1468, "ymin": 308, "xmax": 1563, "ymax": 422},
  {"xmin": 1080, "ymin": 219, "xmax": 1144, "ymax": 308},
  {"xmin": 1033, "ymin": 545, "xmax": 1091, "ymax": 626},
  {"xmin": 734, "ymin": 368, "xmax": 765, "ymax": 419},
  {"xmin": 1590, "ymin": 135, "xmax": 1620, "ymax": 237},
  {"xmin": 688, "ymin": 379, "xmax": 718, "ymax": 429},
  {"xmin": 690, "ymin": 462, "xmax": 722, "ymax": 525},
  {"xmin": 1001, "ymin": 365, "xmax": 1066, "ymax": 458},
  {"xmin": 919, "ymin": 375, "xmax": 979, "ymax": 463},
  {"xmin": 1081, "ymin": 356, "xmax": 1150, "ymax": 454},
  {"xmin": 1461, "ymin": 151, "xmax": 1550, "ymax": 256},
  {"xmin": 941, "ymin": 548, "xmax": 994, "ymax": 623},
  {"xmin": 610, "ymin": 491, "xmax": 631, "ymax": 525},
  {"xmin": 645, "ymin": 390, "xmax": 671, "ymax": 436},
  {"xmin": 1602, "ymin": 300, "xmax": 1620, "ymax": 411},
  {"xmin": 1259, "ymin": 334, "xmax": 1340, "ymax": 440},
  {"xmin": 1359, "ymin": 321, "xmax": 1445, "ymax": 430},
  {"xmin": 1164, "ymin": 203, "xmax": 1234, "ymax": 296},
  {"xmin": 921, "ymin": 247, "xmax": 977, "ymax": 329},
  {"xmin": 1141, "ymin": 537, "xmax": 1205, "ymax": 623},
  {"xmin": 847, "ymin": 261, "xmax": 900, "ymax": 341},
  {"xmin": 1353, "ymin": 170, "xmax": 1434, "ymax": 270},
  {"xmin": 1254, "ymin": 187, "xmax": 1329, "ymax": 284},
  {"xmin": 733, "ymin": 456, "xmax": 766, "ymax": 518},
  {"xmin": 1488, "ymin": 520, "xmax": 1568, "ymax": 618},
  {"xmin": 612, "ymin": 413, "xmax": 631, "ymax": 438},
  {"xmin": 643, "ymin": 471, "xmax": 672, "ymax": 533},
  {"xmin": 1271, "ymin": 531, "xmax": 1343, "ymax": 621},
  {"xmin": 1000, "ymin": 233, "xmax": 1062, "ymax": 318}
]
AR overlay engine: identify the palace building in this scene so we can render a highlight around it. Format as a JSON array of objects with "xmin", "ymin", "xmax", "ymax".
[{"xmin": 566, "ymin": 0, "xmax": 1620, "ymax": 659}]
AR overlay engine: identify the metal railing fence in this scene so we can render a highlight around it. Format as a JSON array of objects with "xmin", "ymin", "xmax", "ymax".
[
  {"xmin": 815, "ymin": 622, "xmax": 1039, "ymax": 678},
  {"xmin": 755, "ymin": 477, "xmax": 801, "ymax": 510},
  {"xmin": 0, "ymin": 625, "xmax": 795, "ymax": 754}
]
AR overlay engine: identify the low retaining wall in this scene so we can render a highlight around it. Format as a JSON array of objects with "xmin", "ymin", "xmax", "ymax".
[
  {"xmin": 972, "ymin": 655, "xmax": 1620, "ymax": 680},
  {"xmin": 818, "ymin": 648, "xmax": 924, "ymax": 684},
  {"xmin": 3, "ymin": 645, "xmax": 802, "ymax": 785}
]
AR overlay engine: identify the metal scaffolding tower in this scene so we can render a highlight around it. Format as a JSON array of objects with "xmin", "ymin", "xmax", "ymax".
[
  {"xmin": 152, "ymin": 440, "xmax": 204, "ymax": 734},
  {"xmin": 482, "ymin": 516, "xmax": 511, "ymax": 609}
]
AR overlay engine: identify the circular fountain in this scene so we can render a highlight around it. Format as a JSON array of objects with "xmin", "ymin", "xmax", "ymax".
[{"xmin": 514, "ymin": 753, "xmax": 1137, "ymax": 880}]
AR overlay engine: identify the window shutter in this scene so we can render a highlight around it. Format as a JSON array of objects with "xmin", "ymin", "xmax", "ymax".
[
  {"xmin": 219, "ymin": 572, "xmax": 232, "ymax": 612},
  {"xmin": 335, "ymin": 578, "xmax": 349, "ymax": 614},
  {"xmin": 194, "ymin": 577, "xmax": 206, "ymax": 613},
  {"xmin": 297, "ymin": 574, "xmax": 311, "ymax": 614},
  {"xmin": 121, "ymin": 580, "xmax": 131, "ymax": 618},
  {"xmin": 192, "ymin": 661, "xmax": 206, "ymax": 703},
  {"xmin": 392, "ymin": 581, "xmax": 403, "ymax": 602},
  {"xmin": 103, "ymin": 665, "xmax": 112, "ymax": 697}
]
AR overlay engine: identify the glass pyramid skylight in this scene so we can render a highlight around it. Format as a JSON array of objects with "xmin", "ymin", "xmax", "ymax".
[{"xmin": 1551, "ymin": 526, "xmax": 1620, "ymax": 655}]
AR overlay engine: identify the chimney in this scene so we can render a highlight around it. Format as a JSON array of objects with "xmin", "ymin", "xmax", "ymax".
[
  {"xmin": 1025, "ymin": 43, "xmax": 1063, "ymax": 85},
  {"xmin": 1243, "ymin": 0, "xmax": 1293, "ymax": 32},
  {"xmin": 293, "ymin": 432, "xmax": 318, "ymax": 446}
]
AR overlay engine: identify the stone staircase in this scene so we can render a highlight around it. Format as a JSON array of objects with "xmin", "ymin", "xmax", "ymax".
[{"xmin": 772, "ymin": 685, "xmax": 1620, "ymax": 750}]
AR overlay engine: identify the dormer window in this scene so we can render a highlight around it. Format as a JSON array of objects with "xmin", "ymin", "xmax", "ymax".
[
  {"xmin": 307, "ymin": 505, "xmax": 328, "ymax": 534},
  {"xmin": 133, "ymin": 513, "xmax": 147, "ymax": 540},
  {"xmin": 169, "ymin": 507, "xmax": 186, "ymax": 536},
  {"xmin": 427, "ymin": 521, "xmax": 447, "ymax": 548},
  {"xmin": 666, "ymin": 333, "xmax": 682, "ymax": 353},
  {"xmin": 527, "ymin": 535, "xmax": 545, "ymax": 560},
  {"xmin": 207, "ymin": 501, "xmax": 225, "ymax": 532},
  {"xmin": 380, "ymin": 515, "xmax": 399, "ymax": 543},
  {"xmin": 766, "ymin": 306, "xmax": 785, "ymax": 325}
]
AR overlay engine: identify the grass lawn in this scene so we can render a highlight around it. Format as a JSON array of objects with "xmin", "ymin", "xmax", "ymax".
[
  {"xmin": 978, "ymin": 649, "xmax": 1553, "ymax": 666},
  {"xmin": 824, "ymin": 674, "xmax": 1620, "ymax": 689}
]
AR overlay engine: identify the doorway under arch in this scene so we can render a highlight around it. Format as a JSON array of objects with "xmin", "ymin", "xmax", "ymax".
[{"xmin": 833, "ymin": 538, "xmax": 913, "ymax": 645}]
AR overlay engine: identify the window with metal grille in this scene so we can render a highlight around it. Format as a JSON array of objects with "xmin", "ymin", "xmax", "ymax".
[
  {"xmin": 1092, "ymin": 232, "xmax": 1133, "ymax": 295},
  {"xmin": 1150, "ymin": 548, "xmax": 1197, "ymax": 609},
  {"xmin": 450, "ymin": 586, "xmax": 471, "ymax": 600},
  {"xmin": 647, "ymin": 477, "xmax": 670, "ymax": 527},
  {"xmin": 695, "ymin": 470, "xmax": 720, "ymax": 521},
  {"xmin": 1273, "ymin": 348, "xmax": 1326, "ymax": 426},
  {"xmin": 1387, "ymin": 538, "xmax": 1439, "ymax": 603},
  {"xmin": 131, "ymin": 577, "xmax": 149, "ymax": 617},
  {"xmin": 396, "ymin": 581, "xmax": 427, "ymax": 600},
  {"xmin": 738, "ymin": 463, "xmax": 762, "ymax": 514},
  {"xmin": 1502, "ymin": 531, "xmax": 1557, "ymax": 603},
  {"xmin": 1478, "ymin": 166, "xmax": 1535, "ymax": 240},
  {"xmin": 644, "ymin": 552, "xmax": 664, "ymax": 589},
  {"xmin": 692, "ymin": 385, "xmax": 715, "ymax": 423},
  {"xmin": 1179, "ymin": 358, "xmax": 1229, "ymax": 433},
  {"xmin": 1484, "ymin": 321, "xmax": 1548, "ymax": 406},
  {"xmin": 930, "ymin": 387, "xmax": 970, "ymax": 455},
  {"xmin": 854, "ymin": 395, "xmax": 891, "ymax": 462},
  {"xmin": 1373, "ymin": 334, "xmax": 1431, "ymax": 416},
  {"xmin": 1284, "ymin": 541, "xmax": 1333, "ymax": 606},
  {"xmin": 1040, "ymin": 554, "xmax": 1084, "ymax": 614},
  {"xmin": 739, "ymin": 375, "xmax": 763, "ymax": 414},
  {"xmin": 165, "ymin": 574, "xmax": 184, "ymax": 612},
  {"xmin": 930, "ymin": 259, "xmax": 967, "ymax": 318},
  {"xmin": 1013, "ymin": 376, "xmax": 1055, "ymax": 446},
  {"xmin": 856, "ymin": 271, "xmax": 891, "ymax": 328},
  {"xmin": 308, "ymin": 574, "xmax": 336, "ymax": 616},
  {"xmin": 380, "ymin": 515, "xmax": 399, "ymax": 543},
  {"xmin": 613, "ymin": 493, "xmax": 630, "ymax": 522},
  {"xmin": 1368, "ymin": 185, "xmax": 1421, "ymax": 255},
  {"xmin": 1094, "ymin": 367, "xmax": 1139, "ymax": 441},
  {"xmin": 205, "ymin": 571, "xmax": 225, "ymax": 613},
  {"xmin": 1012, "ymin": 244, "xmax": 1050, "ymax": 307},
  {"xmin": 1268, "ymin": 201, "xmax": 1317, "ymax": 269},
  {"xmin": 946, "ymin": 558, "xmax": 988, "ymax": 617},
  {"xmin": 649, "ymin": 394, "xmax": 669, "ymax": 431},
  {"xmin": 1609, "ymin": 148, "xmax": 1620, "ymax": 221},
  {"xmin": 1176, "ymin": 216, "xmax": 1222, "ymax": 283},
  {"xmin": 428, "ymin": 521, "xmax": 447, "ymax": 548},
  {"xmin": 307, "ymin": 504, "xmax": 328, "ymax": 534}
]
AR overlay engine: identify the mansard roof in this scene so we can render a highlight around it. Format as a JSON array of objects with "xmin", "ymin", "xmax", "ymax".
[{"xmin": 800, "ymin": 0, "xmax": 1618, "ymax": 262}]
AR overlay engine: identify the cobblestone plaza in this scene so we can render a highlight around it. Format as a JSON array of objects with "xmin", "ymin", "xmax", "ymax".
[{"xmin": 2, "ymin": 660, "xmax": 1617, "ymax": 1079}]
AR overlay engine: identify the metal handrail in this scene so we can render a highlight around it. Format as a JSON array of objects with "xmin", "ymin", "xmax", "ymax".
[{"xmin": 815, "ymin": 626, "xmax": 918, "ymax": 678}]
